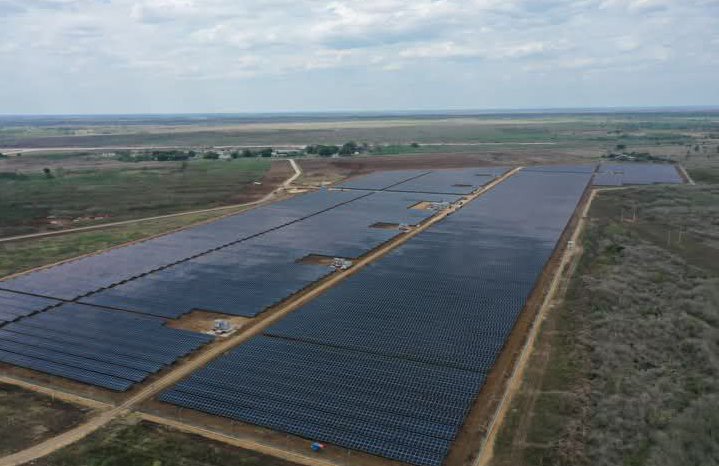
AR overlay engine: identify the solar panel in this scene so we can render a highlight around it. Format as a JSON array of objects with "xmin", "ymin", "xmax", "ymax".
[
  {"xmin": 0, "ymin": 290, "xmax": 61, "ymax": 326},
  {"xmin": 0, "ymin": 303, "xmax": 212, "ymax": 391},
  {"xmin": 160, "ymin": 168, "xmax": 593, "ymax": 466},
  {"xmin": 594, "ymin": 163, "xmax": 684, "ymax": 186}
]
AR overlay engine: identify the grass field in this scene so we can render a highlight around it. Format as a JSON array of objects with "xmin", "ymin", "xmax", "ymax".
[
  {"xmin": 0, "ymin": 159, "xmax": 269, "ymax": 237},
  {"xmin": 0, "ymin": 208, "xmax": 251, "ymax": 279},
  {"xmin": 33, "ymin": 418, "xmax": 300, "ymax": 466},
  {"xmin": 0, "ymin": 383, "xmax": 92, "ymax": 456},
  {"xmin": 492, "ymin": 162, "xmax": 719, "ymax": 466}
]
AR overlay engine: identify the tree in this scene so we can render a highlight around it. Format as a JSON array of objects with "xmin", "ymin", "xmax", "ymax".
[
  {"xmin": 616, "ymin": 144, "xmax": 626, "ymax": 151},
  {"xmin": 339, "ymin": 141, "xmax": 358, "ymax": 156},
  {"xmin": 241, "ymin": 149, "xmax": 255, "ymax": 158},
  {"xmin": 230, "ymin": 151, "xmax": 240, "ymax": 159},
  {"xmin": 317, "ymin": 145, "xmax": 339, "ymax": 157},
  {"xmin": 410, "ymin": 142, "xmax": 420, "ymax": 148},
  {"xmin": 203, "ymin": 151, "xmax": 220, "ymax": 160},
  {"xmin": 259, "ymin": 148, "xmax": 273, "ymax": 158},
  {"xmin": 43, "ymin": 167, "xmax": 54, "ymax": 179}
]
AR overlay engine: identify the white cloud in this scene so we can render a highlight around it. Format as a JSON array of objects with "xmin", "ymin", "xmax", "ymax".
[{"xmin": 0, "ymin": 0, "xmax": 717, "ymax": 112}]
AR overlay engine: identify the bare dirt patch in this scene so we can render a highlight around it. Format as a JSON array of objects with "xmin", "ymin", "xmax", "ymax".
[
  {"xmin": 0, "ymin": 382, "xmax": 93, "ymax": 456},
  {"xmin": 369, "ymin": 222, "xmax": 404, "ymax": 230},
  {"xmin": 165, "ymin": 310, "xmax": 251, "ymax": 334}
]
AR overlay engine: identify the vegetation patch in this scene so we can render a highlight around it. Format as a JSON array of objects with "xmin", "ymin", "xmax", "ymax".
[
  {"xmin": 33, "ymin": 418, "xmax": 301, "ymax": 466},
  {"xmin": 0, "ymin": 159, "xmax": 269, "ymax": 237}
]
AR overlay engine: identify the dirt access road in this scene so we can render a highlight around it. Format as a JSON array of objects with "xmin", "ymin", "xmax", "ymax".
[
  {"xmin": 0, "ymin": 167, "xmax": 520, "ymax": 466},
  {"xmin": 0, "ymin": 159, "xmax": 302, "ymax": 244}
]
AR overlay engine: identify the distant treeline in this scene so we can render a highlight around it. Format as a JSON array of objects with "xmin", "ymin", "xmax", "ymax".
[{"xmin": 114, "ymin": 141, "xmax": 423, "ymax": 162}]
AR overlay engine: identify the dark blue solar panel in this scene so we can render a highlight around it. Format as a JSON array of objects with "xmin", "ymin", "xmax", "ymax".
[
  {"xmin": 81, "ymin": 191, "xmax": 459, "ymax": 319},
  {"xmin": 336, "ymin": 170, "xmax": 429, "ymax": 190},
  {"xmin": 161, "ymin": 168, "xmax": 593, "ymax": 466},
  {"xmin": 0, "ymin": 189, "xmax": 368, "ymax": 300},
  {"xmin": 0, "ymin": 290, "xmax": 61, "ymax": 326},
  {"xmin": 386, "ymin": 167, "xmax": 509, "ymax": 194},
  {"xmin": 523, "ymin": 164, "xmax": 597, "ymax": 174},
  {"xmin": 0, "ymin": 303, "xmax": 212, "ymax": 391},
  {"xmin": 594, "ymin": 163, "xmax": 684, "ymax": 186}
]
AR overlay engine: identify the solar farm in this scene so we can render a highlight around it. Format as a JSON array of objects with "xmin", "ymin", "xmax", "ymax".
[{"xmin": 0, "ymin": 162, "xmax": 686, "ymax": 466}]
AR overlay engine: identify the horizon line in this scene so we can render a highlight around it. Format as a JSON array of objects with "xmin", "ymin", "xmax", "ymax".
[{"xmin": 2, "ymin": 105, "xmax": 719, "ymax": 118}]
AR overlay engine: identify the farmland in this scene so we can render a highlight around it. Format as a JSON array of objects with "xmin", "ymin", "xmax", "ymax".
[
  {"xmin": 0, "ymin": 111, "xmax": 716, "ymax": 466},
  {"xmin": 0, "ymin": 158, "xmax": 276, "ymax": 238}
]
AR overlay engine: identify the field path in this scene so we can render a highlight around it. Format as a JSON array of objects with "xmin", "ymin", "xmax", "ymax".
[{"xmin": 0, "ymin": 159, "xmax": 302, "ymax": 244}]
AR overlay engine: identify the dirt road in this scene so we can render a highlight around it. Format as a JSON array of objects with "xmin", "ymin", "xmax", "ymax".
[{"xmin": 0, "ymin": 159, "xmax": 302, "ymax": 244}]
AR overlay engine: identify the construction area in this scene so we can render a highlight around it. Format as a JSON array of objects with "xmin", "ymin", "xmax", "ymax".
[{"xmin": 0, "ymin": 162, "xmax": 686, "ymax": 466}]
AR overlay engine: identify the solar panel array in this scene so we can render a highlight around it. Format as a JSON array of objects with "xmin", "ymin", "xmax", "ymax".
[
  {"xmin": 0, "ymin": 189, "xmax": 368, "ymax": 300},
  {"xmin": 0, "ymin": 290, "xmax": 60, "ymax": 326},
  {"xmin": 336, "ymin": 170, "xmax": 429, "ymax": 190},
  {"xmin": 0, "ymin": 184, "xmax": 462, "ymax": 389},
  {"xmin": 0, "ymin": 303, "xmax": 212, "ymax": 391},
  {"xmin": 337, "ymin": 167, "xmax": 510, "ymax": 195},
  {"xmin": 161, "ymin": 168, "xmax": 593, "ymax": 466},
  {"xmin": 593, "ymin": 163, "xmax": 684, "ymax": 186},
  {"xmin": 385, "ymin": 167, "xmax": 509, "ymax": 195},
  {"xmin": 80, "ymin": 191, "xmax": 458, "ymax": 318},
  {"xmin": 523, "ymin": 164, "xmax": 597, "ymax": 174}
]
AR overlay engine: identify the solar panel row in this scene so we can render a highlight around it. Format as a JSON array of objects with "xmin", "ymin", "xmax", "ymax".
[
  {"xmin": 0, "ymin": 303, "xmax": 212, "ymax": 391},
  {"xmin": 337, "ymin": 167, "xmax": 509, "ymax": 195},
  {"xmin": 161, "ymin": 168, "xmax": 593, "ymax": 466},
  {"xmin": 593, "ymin": 163, "xmax": 684, "ymax": 186},
  {"xmin": 336, "ymin": 170, "xmax": 429, "ymax": 190},
  {"xmin": 81, "ymin": 191, "xmax": 458, "ymax": 318},
  {"xmin": 0, "ymin": 189, "xmax": 369, "ymax": 300},
  {"xmin": 0, "ymin": 176, "xmax": 467, "ymax": 391},
  {"xmin": 385, "ymin": 167, "xmax": 509, "ymax": 195},
  {"xmin": 0, "ymin": 290, "xmax": 61, "ymax": 326}
]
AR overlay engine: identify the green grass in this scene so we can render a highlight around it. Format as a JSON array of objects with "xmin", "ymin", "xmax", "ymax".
[
  {"xmin": 0, "ymin": 383, "xmax": 91, "ymax": 456},
  {"xmin": 34, "ymin": 418, "xmax": 300, "ymax": 466},
  {"xmin": 0, "ymin": 159, "xmax": 269, "ymax": 237},
  {"xmin": 0, "ymin": 209, "xmax": 247, "ymax": 278}
]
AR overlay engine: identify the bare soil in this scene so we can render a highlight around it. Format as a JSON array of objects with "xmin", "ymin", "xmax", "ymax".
[
  {"xmin": 165, "ymin": 310, "xmax": 251, "ymax": 334},
  {"xmin": 0, "ymin": 382, "xmax": 93, "ymax": 456}
]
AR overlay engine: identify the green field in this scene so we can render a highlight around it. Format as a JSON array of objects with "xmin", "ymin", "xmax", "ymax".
[
  {"xmin": 33, "ymin": 418, "xmax": 300, "ymax": 466},
  {"xmin": 492, "ymin": 162, "xmax": 719, "ymax": 466},
  {"xmin": 0, "ymin": 159, "xmax": 269, "ymax": 237}
]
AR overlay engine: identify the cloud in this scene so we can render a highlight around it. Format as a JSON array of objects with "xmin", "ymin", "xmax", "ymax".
[{"xmin": 0, "ymin": 0, "xmax": 717, "ymax": 112}]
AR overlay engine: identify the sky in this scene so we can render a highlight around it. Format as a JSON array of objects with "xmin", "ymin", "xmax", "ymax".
[{"xmin": 0, "ymin": 0, "xmax": 718, "ymax": 114}]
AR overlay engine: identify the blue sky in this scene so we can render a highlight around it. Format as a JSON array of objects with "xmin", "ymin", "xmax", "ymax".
[{"xmin": 1, "ymin": 0, "xmax": 718, "ymax": 114}]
